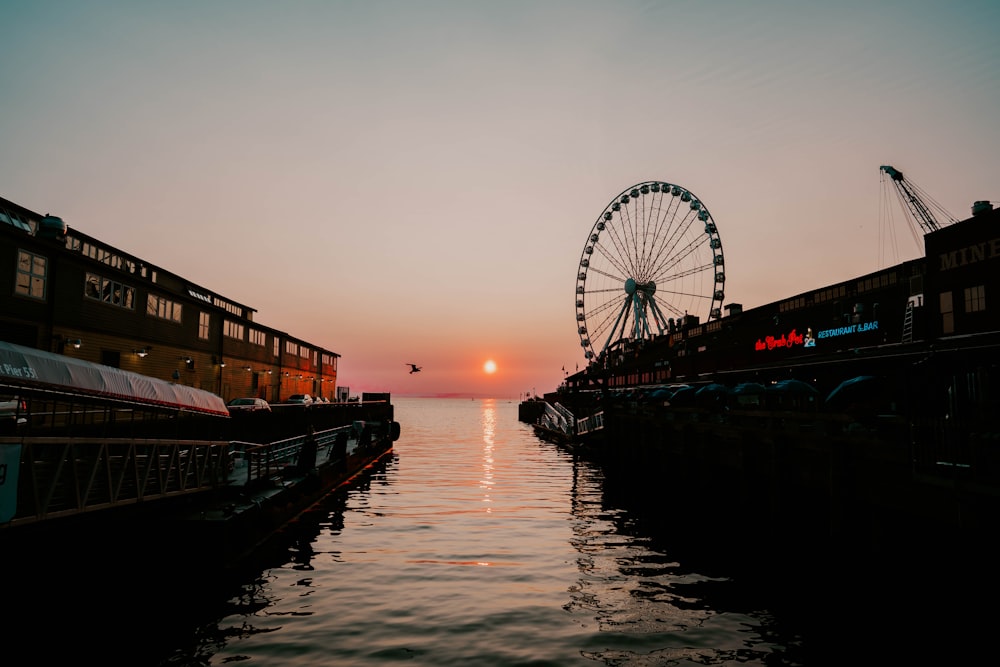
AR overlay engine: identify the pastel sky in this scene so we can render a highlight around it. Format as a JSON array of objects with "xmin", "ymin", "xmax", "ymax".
[{"xmin": 2, "ymin": 1, "xmax": 998, "ymax": 399}]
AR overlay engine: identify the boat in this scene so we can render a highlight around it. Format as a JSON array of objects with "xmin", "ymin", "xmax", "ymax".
[{"xmin": 0, "ymin": 340, "xmax": 400, "ymax": 566}]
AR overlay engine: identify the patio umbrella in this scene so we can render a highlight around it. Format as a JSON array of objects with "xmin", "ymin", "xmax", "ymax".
[
  {"xmin": 769, "ymin": 379, "xmax": 820, "ymax": 395},
  {"xmin": 695, "ymin": 382, "xmax": 731, "ymax": 406},
  {"xmin": 733, "ymin": 382, "xmax": 768, "ymax": 395},
  {"xmin": 768, "ymin": 378, "xmax": 820, "ymax": 408},
  {"xmin": 732, "ymin": 382, "xmax": 768, "ymax": 406},
  {"xmin": 696, "ymin": 382, "xmax": 730, "ymax": 397},
  {"xmin": 667, "ymin": 385, "xmax": 696, "ymax": 404},
  {"xmin": 824, "ymin": 375, "xmax": 882, "ymax": 409},
  {"xmin": 646, "ymin": 388, "xmax": 673, "ymax": 401}
]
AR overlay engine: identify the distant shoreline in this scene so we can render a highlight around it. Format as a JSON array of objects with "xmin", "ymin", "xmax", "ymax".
[{"xmin": 395, "ymin": 393, "xmax": 517, "ymax": 400}]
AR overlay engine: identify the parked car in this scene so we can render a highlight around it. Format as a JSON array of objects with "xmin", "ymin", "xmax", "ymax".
[
  {"xmin": 286, "ymin": 394, "xmax": 313, "ymax": 406},
  {"xmin": 226, "ymin": 397, "xmax": 271, "ymax": 413}
]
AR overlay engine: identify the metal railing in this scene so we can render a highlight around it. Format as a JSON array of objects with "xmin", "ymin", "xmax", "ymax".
[
  {"xmin": 226, "ymin": 421, "xmax": 374, "ymax": 486},
  {"xmin": 1, "ymin": 435, "xmax": 230, "ymax": 528},
  {"xmin": 2, "ymin": 420, "xmax": 390, "ymax": 530}
]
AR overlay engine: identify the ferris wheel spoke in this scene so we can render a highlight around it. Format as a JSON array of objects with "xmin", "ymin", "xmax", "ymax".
[
  {"xmin": 647, "ymin": 297, "xmax": 671, "ymax": 331},
  {"xmin": 655, "ymin": 281, "xmax": 716, "ymax": 299},
  {"xmin": 651, "ymin": 237, "xmax": 711, "ymax": 280},
  {"xmin": 591, "ymin": 242, "xmax": 633, "ymax": 280},
  {"xmin": 626, "ymin": 200, "xmax": 646, "ymax": 276},
  {"xmin": 612, "ymin": 198, "xmax": 646, "ymax": 276},
  {"xmin": 650, "ymin": 212, "xmax": 701, "ymax": 275},
  {"xmin": 589, "ymin": 297, "xmax": 629, "ymax": 330},
  {"xmin": 586, "ymin": 265, "xmax": 628, "ymax": 284},
  {"xmin": 584, "ymin": 285, "xmax": 628, "ymax": 298},
  {"xmin": 657, "ymin": 290, "xmax": 714, "ymax": 316},
  {"xmin": 652, "ymin": 259, "xmax": 715, "ymax": 285},
  {"xmin": 643, "ymin": 198, "xmax": 675, "ymax": 277},
  {"xmin": 585, "ymin": 292, "xmax": 626, "ymax": 315},
  {"xmin": 585, "ymin": 300, "xmax": 627, "ymax": 327},
  {"xmin": 645, "ymin": 194, "xmax": 678, "ymax": 272},
  {"xmin": 637, "ymin": 201, "xmax": 669, "ymax": 282},
  {"xmin": 593, "ymin": 309, "xmax": 627, "ymax": 354},
  {"xmin": 597, "ymin": 219, "xmax": 640, "ymax": 277}
]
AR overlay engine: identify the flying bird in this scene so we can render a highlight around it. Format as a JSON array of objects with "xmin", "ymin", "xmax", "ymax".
[{"xmin": 406, "ymin": 364, "xmax": 422, "ymax": 374}]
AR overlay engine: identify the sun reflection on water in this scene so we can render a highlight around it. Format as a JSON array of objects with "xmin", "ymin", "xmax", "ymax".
[{"xmin": 480, "ymin": 398, "xmax": 496, "ymax": 513}]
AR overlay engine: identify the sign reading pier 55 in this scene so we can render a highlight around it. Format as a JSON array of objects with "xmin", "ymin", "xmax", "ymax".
[{"xmin": 2, "ymin": 363, "xmax": 38, "ymax": 379}]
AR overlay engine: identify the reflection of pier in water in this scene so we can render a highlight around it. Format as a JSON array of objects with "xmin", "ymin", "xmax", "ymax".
[{"xmin": 561, "ymin": 440, "xmax": 780, "ymax": 663}]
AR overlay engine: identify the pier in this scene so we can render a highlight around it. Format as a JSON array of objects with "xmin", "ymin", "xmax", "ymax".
[
  {"xmin": 1, "ymin": 342, "xmax": 400, "ymax": 568},
  {"xmin": 522, "ymin": 331, "xmax": 1000, "ymax": 570}
]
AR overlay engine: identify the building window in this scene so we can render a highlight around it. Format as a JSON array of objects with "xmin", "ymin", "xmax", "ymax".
[
  {"xmin": 286, "ymin": 341, "xmax": 298, "ymax": 355},
  {"xmin": 79, "ymin": 241, "xmax": 130, "ymax": 271},
  {"xmin": 147, "ymin": 294, "xmax": 182, "ymax": 323},
  {"xmin": 779, "ymin": 296, "xmax": 806, "ymax": 313},
  {"xmin": 224, "ymin": 319, "xmax": 245, "ymax": 340},
  {"xmin": 85, "ymin": 272, "xmax": 135, "ymax": 309},
  {"xmin": 940, "ymin": 291, "xmax": 954, "ymax": 335},
  {"xmin": 212, "ymin": 296, "xmax": 243, "ymax": 316},
  {"xmin": 15, "ymin": 250, "xmax": 47, "ymax": 300},
  {"xmin": 199, "ymin": 311, "xmax": 210, "ymax": 340},
  {"xmin": 273, "ymin": 338, "xmax": 280, "ymax": 357},
  {"xmin": 965, "ymin": 285, "xmax": 986, "ymax": 313},
  {"xmin": 1, "ymin": 208, "xmax": 33, "ymax": 232},
  {"xmin": 249, "ymin": 328, "xmax": 266, "ymax": 346}
]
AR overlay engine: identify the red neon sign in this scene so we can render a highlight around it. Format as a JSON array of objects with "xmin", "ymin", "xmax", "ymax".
[{"xmin": 754, "ymin": 328, "xmax": 808, "ymax": 352}]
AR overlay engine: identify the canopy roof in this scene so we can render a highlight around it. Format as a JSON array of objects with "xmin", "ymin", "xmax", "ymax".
[{"xmin": 0, "ymin": 341, "xmax": 229, "ymax": 417}]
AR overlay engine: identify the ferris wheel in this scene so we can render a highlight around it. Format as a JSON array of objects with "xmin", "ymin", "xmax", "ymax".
[{"xmin": 575, "ymin": 181, "xmax": 726, "ymax": 363}]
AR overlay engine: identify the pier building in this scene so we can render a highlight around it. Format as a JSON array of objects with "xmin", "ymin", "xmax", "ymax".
[{"xmin": 1, "ymin": 195, "xmax": 341, "ymax": 404}]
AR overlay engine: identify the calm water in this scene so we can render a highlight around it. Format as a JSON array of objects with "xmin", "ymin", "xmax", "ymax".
[
  {"xmin": 11, "ymin": 397, "xmax": 989, "ymax": 665},
  {"xmin": 156, "ymin": 396, "xmax": 810, "ymax": 666}
]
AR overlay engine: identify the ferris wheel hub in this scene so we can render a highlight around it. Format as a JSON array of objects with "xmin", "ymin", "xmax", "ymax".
[{"xmin": 624, "ymin": 278, "xmax": 657, "ymax": 296}]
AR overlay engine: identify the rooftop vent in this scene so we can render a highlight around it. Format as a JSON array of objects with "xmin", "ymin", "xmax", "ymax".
[
  {"xmin": 37, "ymin": 214, "xmax": 67, "ymax": 244},
  {"xmin": 972, "ymin": 200, "xmax": 994, "ymax": 216}
]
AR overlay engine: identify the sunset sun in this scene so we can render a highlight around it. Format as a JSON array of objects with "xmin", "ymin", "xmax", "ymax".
[{"xmin": 483, "ymin": 359, "xmax": 497, "ymax": 374}]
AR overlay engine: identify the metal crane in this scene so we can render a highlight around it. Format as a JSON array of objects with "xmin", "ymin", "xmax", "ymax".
[
  {"xmin": 878, "ymin": 165, "xmax": 961, "ymax": 343},
  {"xmin": 879, "ymin": 165, "xmax": 957, "ymax": 234}
]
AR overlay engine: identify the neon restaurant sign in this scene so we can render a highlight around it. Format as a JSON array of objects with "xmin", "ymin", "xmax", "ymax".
[{"xmin": 754, "ymin": 320, "xmax": 879, "ymax": 352}]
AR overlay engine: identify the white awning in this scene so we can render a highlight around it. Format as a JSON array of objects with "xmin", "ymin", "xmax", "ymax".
[{"xmin": 0, "ymin": 340, "xmax": 229, "ymax": 417}]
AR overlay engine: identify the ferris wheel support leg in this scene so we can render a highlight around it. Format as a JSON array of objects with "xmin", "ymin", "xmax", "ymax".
[{"xmin": 602, "ymin": 298, "xmax": 632, "ymax": 357}]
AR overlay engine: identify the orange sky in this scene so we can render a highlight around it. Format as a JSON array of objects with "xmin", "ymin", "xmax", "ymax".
[{"xmin": 2, "ymin": 2, "xmax": 998, "ymax": 398}]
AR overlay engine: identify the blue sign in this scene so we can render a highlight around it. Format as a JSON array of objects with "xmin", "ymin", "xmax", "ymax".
[
  {"xmin": 0, "ymin": 444, "xmax": 21, "ymax": 523},
  {"xmin": 816, "ymin": 320, "xmax": 879, "ymax": 340}
]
